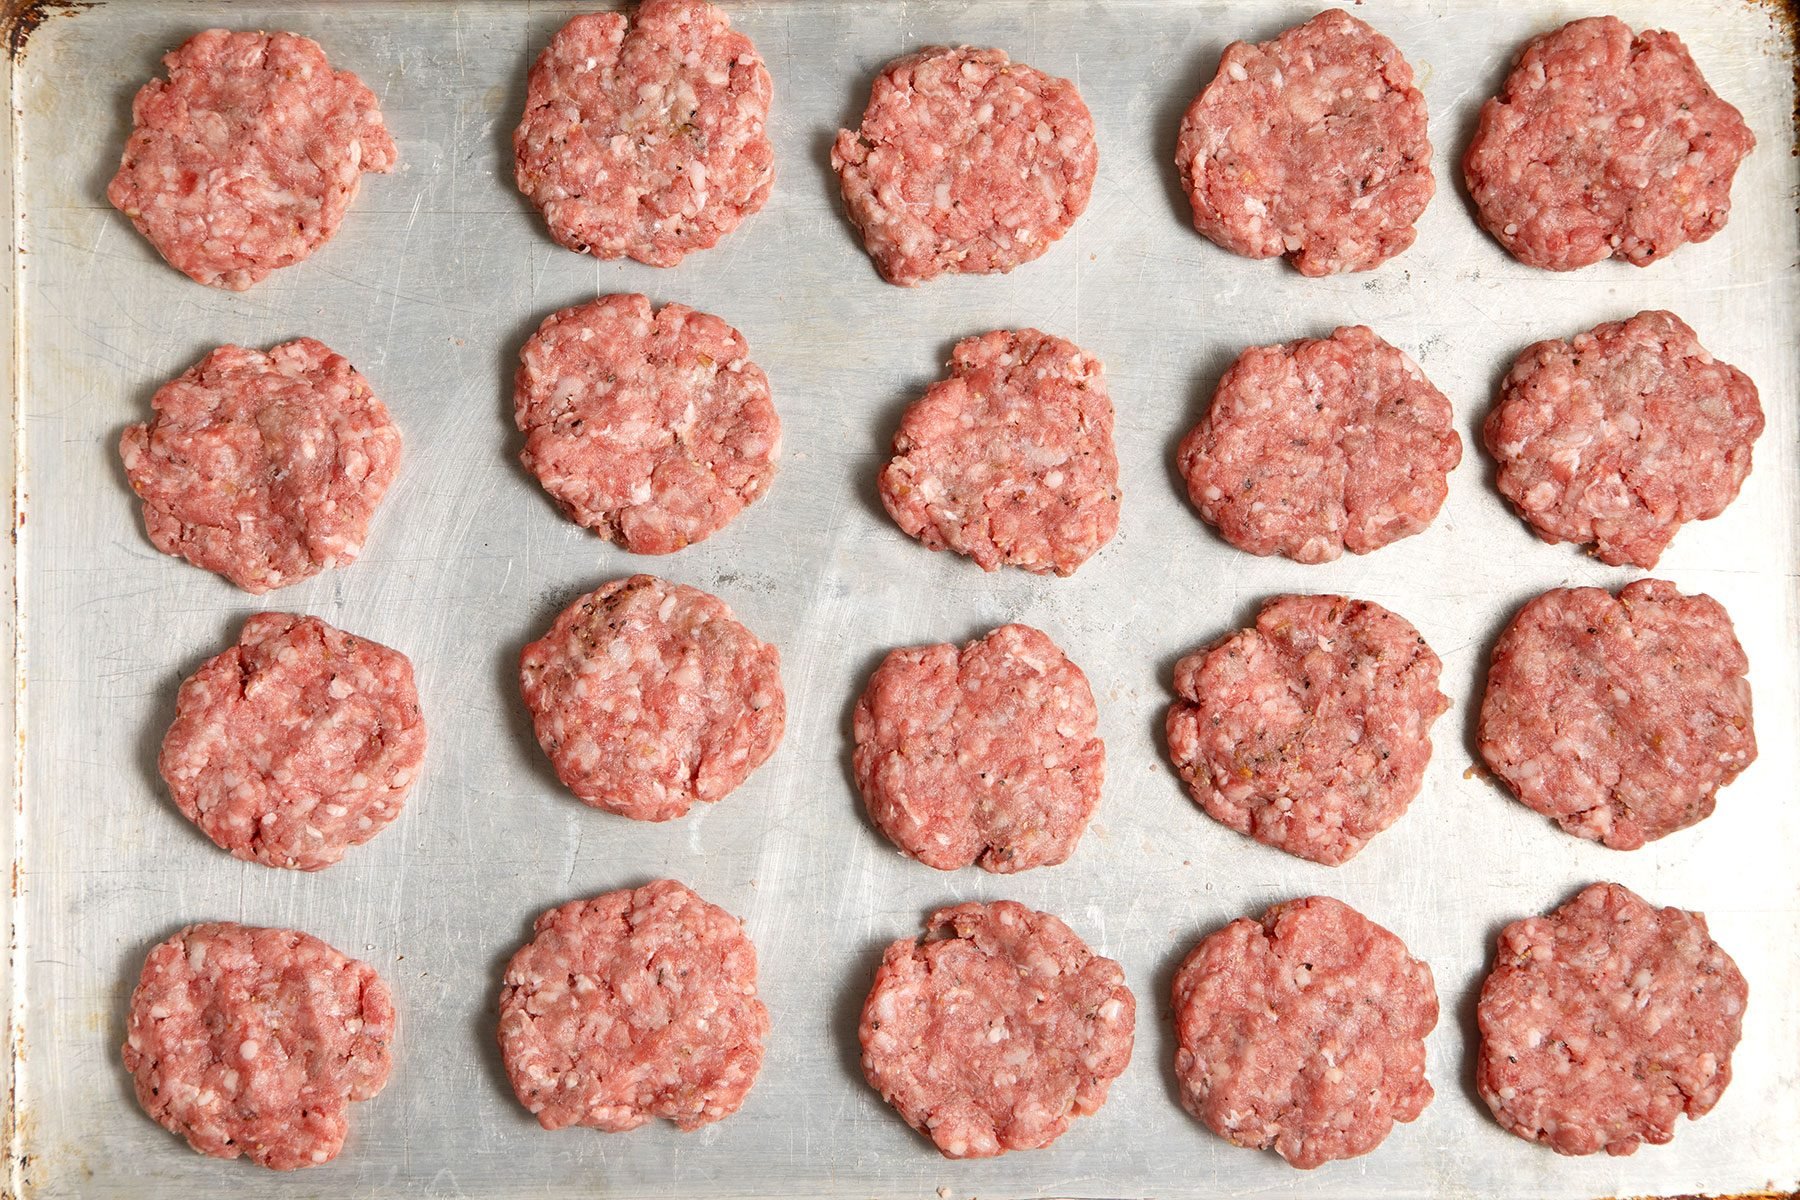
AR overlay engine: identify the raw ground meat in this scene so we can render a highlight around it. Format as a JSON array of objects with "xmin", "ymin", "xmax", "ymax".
[
  {"xmin": 1485, "ymin": 310, "xmax": 1763, "ymax": 568},
  {"xmin": 1172, "ymin": 896, "xmax": 1437, "ymax": 1169},
  {"xmin": 832, "ymin": 46, "xmax": 1096, "ymax": 285},
  {"xmin": 1166, "ymin": 594, "xmax": 1448, "ymax": 866},
  {"xmin": 860, "ymin": 901, "xmax": 1134, "ymax": 1158},
  {"xmin": 1477, "ymin": 882, "xmax": 1747, "ymax": 1156},
  {"xmin": 1464, "ymin": 16, "xmax": 1755, "ymax": 272},
  {"xmin": 514, "ymin": 294, "xmax": 779, "ymax": 554},
  {"xmin": 1478, "ymin": 580, "xmax": 1755, "ymax": 850},
  {"xmin": 1178, "ymin": 326, "xmax": 1460, "ymax": 563},
  {"xmin": 518, "ymin": 575, "xmax": 784, "ymax": 821},
  {"xmin": 108, "ymin": 29, "xmax": 395, "ymax": 290},
  {"xmin": 122, "ymin": 922, "xmax": 395, "ymax": 1170},
  {"xmin": 514, "ymin": 0, "xmax": 773, "ymax": 266},
  {"xmin": 497, "ymin": 880, "xmax": 768, "ymax": 1132},
  {"xmin": 852, "ymin": 623, "xmax": 1103, "ymax": 873},
  {"xmin": 880, "ymin": 329, "xmax": 1119, "ymax": 576},
  {"xmin": 1174, "ymin": 10, "xmax": 1433, "ymax": 276},
  {"xmin": 119, "ymin": 338, "xmax": 403, "ymax": 593},
  {"xmin": 158, "ymin": 613, "xmax": 426, "ymax": 871}
]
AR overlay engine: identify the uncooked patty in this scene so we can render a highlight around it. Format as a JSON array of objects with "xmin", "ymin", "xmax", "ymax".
[
  {"xmin": 497, "ymin": 880, "xmax": 768, "ymax": 1131},
  {"xmin": 1166, "ymin": 594, "xmax": 1448, "ymax": 865},
  {"xmin": 832, "ymin": 46, "xmax": 1096, "ymax": 285},
  {"xmin": 122, "ymin": 922, "xmax": 395, "ymax": 1170},
  {"xmin": 1464, "ymin": 17, "xmax": 1755, "ymax": 271},
  {"xmin": 1485, "ymin": 310, "xmax": 1762, "ymax": 568},
  {"xmin": 514, "ymin": 0, "xmax": 774, "ymax": 266},
  {"xmin": 108, "ymin": 29, "xmax": 395, "ymax": 290},
  {"xmin": 860, "ymin": 901, "xmax": 1134, "ymax": 1158},
  {"xmin": 1477, "ymin": 882, "xmax": 1747, "ymax": 1156},
  {"xmin": 852, "ymin": 623, "xmax": 1103, "ymax": 873},
  {"xmin": 1172, "ymin": 896, "xmax": 1437, "ymax": 1169},
  {"xmin": 518, "ymin": 575, "xmax": 785, "ymax": 821},
  {"xmin": 880, "ymin": 328, "xmax": 1119, "ymax": 576},
  {"xmin": 1174, "ymin": 10, "xmax": 1433, "ymax": 276},
  {"xmin": 1178, "ymin": 326, "xmax": 1460, "ymax": 563},
  {"xmin": 1478, "ymin": 580, "xmax": 1755, "ymax": 850},
  {"xmin": 159, "ymin": 613, "xmax": 426, "ymax": 871},
  {"xmin": 515, "ymin": 294, "xmax": 779, "ymax": 554}
]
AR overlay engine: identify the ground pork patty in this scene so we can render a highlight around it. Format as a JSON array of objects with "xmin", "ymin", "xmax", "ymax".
[
  {"xmin": 880, "ymin": 329, "xmax": 1119, "ymax": 576},
  {"xmin": 159, "ymin": 613, "xmax": 425, "ymax": 871},
  {"xmin": 832, "ymin": 46, "xmax": 1096, "ymax": 285},
  {"xmin": 108, "ymin": 29, "xmax": 395, "ymax": 290},
  {"xmin": 122, "ymin": 922, "xmax": 395, "ymax": 1170},
  {"xmin": 1477, "ymin": 882, "xmax": 1747, "ymax": 1156},
  {"xmin": 1464, "ymin": 17, "xmax": 1755, "ymax": 272},
  {"xmin": 514, "ymin": 294, "xmax": 778, "ymax": 554},
  {"xmin": 1486, "ymin": 310, "xmax": 1762, "ymax": 569},
  {"xmin": 518, "ymin": 575, "xmax": 784, "ymax": 821},
  {"xmin": 1178, "ymin": 326, "xmax": 1460, "ymax": 563},
  {"xmin": 1174, "ymin": 10, "xmax": 1433, "ymax": 276},
  {"xmin": 1478, "ymin": 580, "xmax": 1755, "ymax": 850},
  {"xmin": 514, "ymin": 0, "xmax": 773, "ymax": 267},
  {"xmin": 1172, "ymin": 896, "xmax": 1437, "ymax": 1169},
  {"xmin": 1167, "ymin": 594, "xmax": 1448, "ymax": 866},
  {"xmin": 860, "ymin": 901, "xmax": 1134, "ymax": 1158},
  {"xmin": 119, "ymin": 338, "xmax": 403, "ymax": 593},
  {"xmin": 852, "ymin": 624, "xmax": 1103, "ymax": 874},
  {"xmin": 497, "ymin": 880, "xmax": 768, "ymax": 1132}
]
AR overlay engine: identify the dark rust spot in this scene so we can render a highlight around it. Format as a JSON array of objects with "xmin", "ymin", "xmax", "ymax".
[
  {"xmin": 1607, "ymin": 1192, "xmax": 1798, "ymax": 1200},
  {"xmin": 2, "ymin": 0, "xmax": 93, "ymax": 60},
  {"xmin": 1738, "ymin": 0, "xmax": 1800, "ymax": 155}
]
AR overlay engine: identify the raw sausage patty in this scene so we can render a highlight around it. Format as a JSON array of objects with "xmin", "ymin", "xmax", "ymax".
[
  {"xmin": 860, "ymin": 901, "xmax": 1134, "ymax": 1158},
  {"xmin": 1476, "ymin": 882, "xmax": 1747, "ymax": 1156},
  {"xmin": 832, "ymin": 46, "xmax": 1096, "ymax": 285},
  {"xmin": 1172, "ymin": 896, "xmax": 1437, "ymax": 1169},
  {"xmin": 1178, "ymin": 326, "xmax": 1460, "ymax": 563},
  {"xmin": 852, "ymin": 623, "xmax": 1103, "ymax": 873},
  {"xmin": 122, "ymin": 922, "xmax": 395, "ymax": 1170},
  {"xmin": 514, "ymin": 0, "xmax": 774, "ymax": 266},
  {"xmin": 1478, "ymin": 580, "xmax": 1755, "ymax": 850},
  {"xmin": 518, "ymin": 575, "xmax": 784, "ymax": 821},
  {"xmin": 1166, "ymin": 594, "xmax": 1448, "ymax": 865},
  {"xmin": 1464, "ymin": 17, "xmax": 1755, "ymax": 271},
  {"xmin": 515, "ymin": 294, "xmax": 779, "ymax": 554},
  {"xmin": 119, "ymin": 339, "xmax": 403, "ymax": 594},
  {"xmin": 1174, "ymin": 10, "xmax": 1433, "ymax": 276},
  {"xmin": 880, "ymin": 329, "xmax": 1119, "ymax": 576},
  {"xmin": 498, "ymin": 880, "xmax": 768, "ymax": 1132},
  {"xmin": 108, "ymin": 29, "xmax": 395, "ymax": 290}
]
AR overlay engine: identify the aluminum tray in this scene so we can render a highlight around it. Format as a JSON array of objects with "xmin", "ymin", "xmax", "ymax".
[{"xmin": 5, "ymin": 1, "xmax": 1798, "ymax": 1197}]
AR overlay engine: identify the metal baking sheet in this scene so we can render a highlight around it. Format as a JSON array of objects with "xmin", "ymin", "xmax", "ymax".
[{"xmin": 6, "ymin": 1, "xmax": 1798, "ymax": 1196}]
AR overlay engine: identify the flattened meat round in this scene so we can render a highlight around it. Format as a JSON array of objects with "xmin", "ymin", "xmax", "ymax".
[
  {"xmin": 860, "ymin": 901, "xmax": 1134, "ymax": 1158},
  {"xmin": 122, "ymin": 922, "xmax": 395, "ymax": 1170},
  {"xmin": 515, "ymin": 294, "xmax": 779, "ymax": 554},
  {"xmin": 1166, "ymin": 594, "xmax": 1448, "ymax": 865},
  {"xmin": 119, "ymin": 338, "xmax": 403, "ymax": 593},
  {"xmin": 1486, "ymin": 310, "xmax": 1763, "ymax": 568},
  {"xmin": 518, "ymin": 575, "xmax": 784, "ymax": 821},
  {"xmin": 514, "ymin": 0, "xmax": 774, "ymax": 266},
  {"xmin": 832, "ymin": 46, "xmax": 1097, "ymax": 285},
  {"xmin": 1172, "ymin": 896, "xmax": 1437, "ymax": 1169},
  {"xmin": 497, "ymin": 880, "xmax": 768, "ymax": 1132},
  {"xmin": 852, "ymin": 623, "xmax": 1103, "ymax": 873},
  {"xmin": 1174, "ymin": 10, "xmax": 1433, "ymax": 276},
  {"xmin": 1464, "ymin": 17, "xmax": 1755, "ymax": 271},
  {"xmin": 108, "ymin": 29, "xmax": 395, "ymax": 290},
  {"xmin": 1478, "ymin": 580, "xmax": 1755, "ymax": 850},
  {"xmin": 1477, "ymin": 882, "xmax": 1747, "ymax": 1156},
  {"xmin": 1178, "ymin": 326, "xmax": 1460, "ymax": 563},
  {"xmin": 880, "ymin": 329, "xmax": 1119, "ymax": 576}
]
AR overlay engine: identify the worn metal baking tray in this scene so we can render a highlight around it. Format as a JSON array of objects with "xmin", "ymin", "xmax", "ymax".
[{"xmin": 4, "ymin": 0, "xmax": 1797, "ymax": 1196}]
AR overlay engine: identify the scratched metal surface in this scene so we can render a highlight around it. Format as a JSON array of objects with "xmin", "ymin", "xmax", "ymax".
[{"xmin": 7, "ymin": 1, "xmax": 1798, "ymax": 1196}]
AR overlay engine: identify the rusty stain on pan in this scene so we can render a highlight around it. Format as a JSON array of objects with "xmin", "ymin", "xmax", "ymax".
[
  {"xmin": 1, "ymin": 0, "xmax": 93, "ymax": 60},
  {"xmin": 1741, "ymin": 0, "xmax": 1800, "ymax": 151},
  {"xmin": 1607, "ymin": 1191, "xmax": 1799, "ymax": 1200}
]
